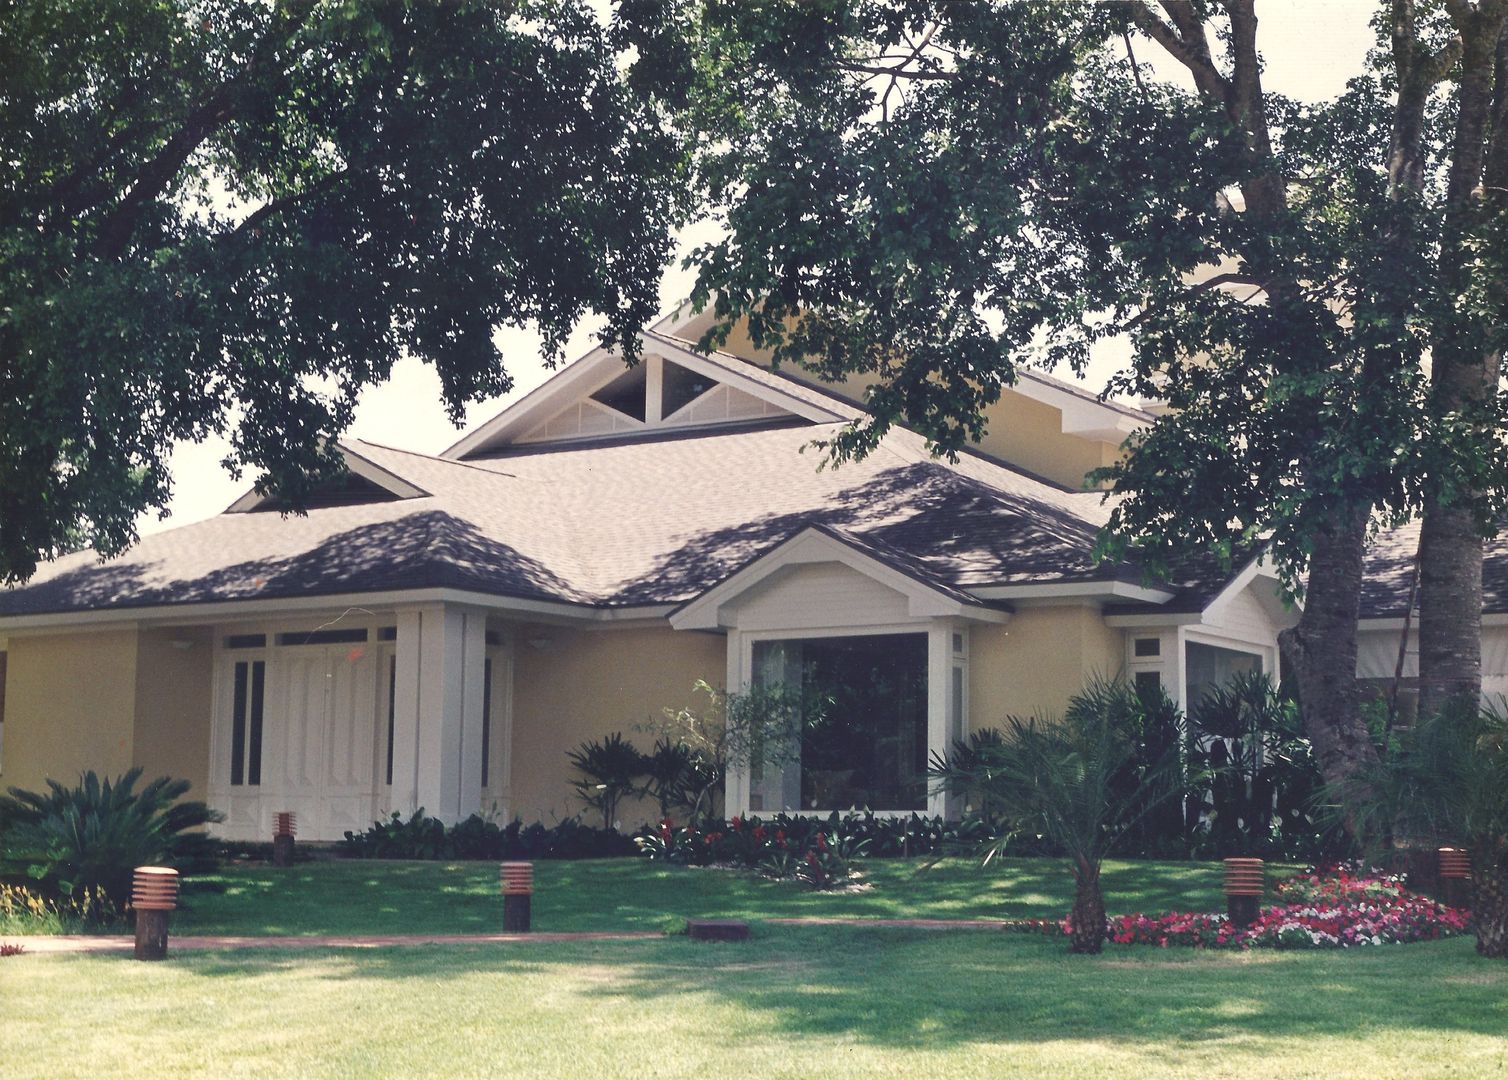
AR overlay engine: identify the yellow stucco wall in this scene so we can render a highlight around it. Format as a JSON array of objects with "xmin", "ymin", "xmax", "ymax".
[
  {"xmin": 969, "ymin": 607, "xmax": 1126, "ymax": 726},
  {"xmin": 133, "ymin": 627, "xmax": 213, "ymax": 801},
  {"xmin": 0, "ymin": 629, "xmax": 139, "ymax": 791},
  {"xmin": 708, "ymin": 317, "xmax": 1120, "ymax": 490},
  {"xmin": 508, "ymin": 625, "xmax": 726, "ymax": 825}
]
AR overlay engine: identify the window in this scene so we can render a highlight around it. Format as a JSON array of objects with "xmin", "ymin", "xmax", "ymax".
[
  {"xmin": 1134, "ymin": 638, "xmax": 1161, "ymax": 658},
  {"xmin": 225, "ymin": 634, "xmax": 267, "ymax": 649},
  {"xmin": 385, "ymin": 656, "xmax": 397, "ymax": 786},
  {"xmin": 229, "ymin": 660, "xmax": 266, "ymax": 787},
  {"xmin": 377, "ymin": 626, "xmax": 397, "ymax": 642},
  {"xmin": 1134, "ymin": 670, "xmax": 1163, "ymax": 702},
  {"xmin": 275, "ymin": 628, "xmax": 368, "ymax": 647},
  {"xmin": 661, "ymin": 360, "xmax": 717, "ymax": 417},
  {"xmin": 589, "ymin": 364, "xmax": 648, "ymax": 421},
  {"xmin": 480, "ymin": 657, "xmax": 493, "ymax": 788},
  {"xmin": 753, "ymin": 633, "xmax": 928, "ymax": 811}
]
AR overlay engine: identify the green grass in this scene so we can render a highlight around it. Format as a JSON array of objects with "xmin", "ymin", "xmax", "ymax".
[
  {"xmin": 169, "ymin": 856, "xmax": 1275, "ymax": 937},
  {"xmin": 3, "ymin": 928, "xmax": 1505, "ymax": 1078}
]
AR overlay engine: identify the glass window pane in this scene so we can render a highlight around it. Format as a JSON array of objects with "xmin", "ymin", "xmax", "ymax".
[{"xmin": 752, "ymin": 633, "xmax": 928, "ymax": 811}]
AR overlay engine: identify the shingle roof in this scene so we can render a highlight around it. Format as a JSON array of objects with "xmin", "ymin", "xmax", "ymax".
[{"xmin": 0, "ymin": 417, "xmax": 1235, "ymax": 619}]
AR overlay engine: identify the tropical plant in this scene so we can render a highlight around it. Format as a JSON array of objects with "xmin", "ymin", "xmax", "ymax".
[
  {"xmin": 566, "ymin": 733, "xmax": 648, "ymax": 830},
  {"xmin": 1346, "ymin": 702, "xmax": 1508, "ymax": 958},
  {"xmin": 930, "ymin": 679, "xmax": 1188, "ymax": 954},
  {"xmin": 0, "ymin": 768, "xmax": 221, "ymax": 911},
  {"xmin": 645, "ymin": 679, "xmax": 818, "ymax": 825},
  {"xmin": 1187, "ymin": 672, "xmax": 1337, "ymax": 860},
  {"xmin": 639, "ymin": 738, "xmax": 697, "ymax": 819}
]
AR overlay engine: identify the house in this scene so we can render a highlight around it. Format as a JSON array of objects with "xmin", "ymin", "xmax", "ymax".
[{"xmin": 0, "ymin": 305, "xmax": 1486, "ymax": 840}]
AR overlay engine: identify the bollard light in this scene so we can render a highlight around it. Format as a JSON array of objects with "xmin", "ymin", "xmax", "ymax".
[
  {"xmin": 131, "ymin": 866, "xmax": 180, "ymax": 961},
  {"xmin": 1438, "ymin": 847, "xmax": 1472, "ymax": 908},
  {"xmin": 500, "ymin": 861, "xmax": 534, "ymax": 933},
  {"xmin": 272, "ymin": 811, "xmax": 297, "ymax": 867},
  {"xmin": 1223, "ymin": 857, "xmax": 1265, "ymax": 928}
]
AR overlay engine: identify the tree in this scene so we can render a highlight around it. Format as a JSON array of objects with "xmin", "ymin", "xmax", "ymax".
[
  {"xmin": 686, "ymin": 1, "xmax": 1508, "ymax": 808},
  {"xmin": 930, "ymin": 680, "xmax": 1187, "ymax": 954},
  {"xmin": 1347, "ymin": 703, "xmax": 1508, "ymax": 958},
  {"xmin": 0, "ymin": 0, "xmax": 694, "ymax": 581}
]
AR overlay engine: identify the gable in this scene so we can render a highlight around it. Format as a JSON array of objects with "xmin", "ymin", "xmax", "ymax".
[
  {"xmin": 446, "ymin": 333, "xmax": 846, "ymax": 458},
  {"xmin": 225, "ymin": 443, "xmax": 429, "ymax": 513}
]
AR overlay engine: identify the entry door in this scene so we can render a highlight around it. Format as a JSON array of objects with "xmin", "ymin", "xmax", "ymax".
[{"xmin": 271, "ymin": 644, "xmax": 386, "ymax": 840}]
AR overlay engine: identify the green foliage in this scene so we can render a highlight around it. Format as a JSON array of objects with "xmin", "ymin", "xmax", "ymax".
[
  {"xmin": 639, "ymin": 737, "xmax": 697, "ymax": 819},
  {"xmin": 0, "ymin": 0, "xmax": 695, "ymax": 580},
  {"xmin": 645, "ymin": 679, "xmax": 821, "ymax": 824},
  {"xmin": 340, "ymin": 810, "xmax": 639, "ymax": 861},
  {"xmin": 0, "ymin": 768, "xmax": 221, "ymax": 911},
  {"xmin": 567, "ymin": 732, "xmax": 649, "ymax": 829},
  {"xmin": 1188, "ymin": 672, "xmax": 1337, "ymax": 860},
  {"xmin": 930, "ymin": 678, "xmax": 1188, "ymax": 951}
]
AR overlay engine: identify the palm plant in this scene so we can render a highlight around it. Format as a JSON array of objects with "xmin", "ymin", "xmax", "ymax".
[
  {"xmin": 566, "ymin": 733, "xmax": 647, "ymax": 830},
  {"xmin": 639, "ymin": 738, "xmax": 696, "ymax": 819},
  {"xmin": 931, "ymin": 679, "xmax": 1187, "ymax": 954},
  {"xmin": 1347, "ymin": 703, "xmax": 1508, "ymax": 958},
  {"xmin": 0, "ymin": 768, "xmax": 221, "ymax": 912}
]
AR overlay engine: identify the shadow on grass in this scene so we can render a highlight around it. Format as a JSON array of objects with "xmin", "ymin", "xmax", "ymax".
[{"xmin": 160, "ymin": 928, "xmax": 1507, "ymax": 1054}]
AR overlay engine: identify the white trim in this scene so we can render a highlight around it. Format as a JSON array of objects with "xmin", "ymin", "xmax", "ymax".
[
  {"xmin": 971, "ymin": 580, "xmax": 1175, "ymax": 605},
  {"xmin": 225, "ymin": 441, "xmax": 428, "ymax": 513},
  {"xmin": 1360, "ymin": 612, "xmax": 1508, "ymax": 630},
  {"xmin": 1105, "ymin": 612, "xmax": 1204, "ymax": 628},
  {"xmin": 729, "ymin": 621, "xmax": 943, "ymax": 817},
  {"xmin": 1010, "ymin": 372, "xmax": 1148, "ymax": 442},
  {"xmin": 670, "ymin": 527, "xmax": 1009, "ymax": 632},
  {"xmin": 0, "ymin": 589, "xmax": 678, "ymax": 635}
]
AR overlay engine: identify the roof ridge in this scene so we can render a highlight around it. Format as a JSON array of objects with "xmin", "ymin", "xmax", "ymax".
[{"xmin": 347, "ymin": 438, "xmax": 518, "ymax": 477}]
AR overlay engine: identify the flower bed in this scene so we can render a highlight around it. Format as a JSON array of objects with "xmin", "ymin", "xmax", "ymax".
[{"xmin": 1097, "ymin": 867, "xmax": 1470, "ymax": 950}]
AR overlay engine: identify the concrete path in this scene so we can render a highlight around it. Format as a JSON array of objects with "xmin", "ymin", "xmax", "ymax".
[
  {"xmin": 1, "ymin": 917, "xmax": 1023, "ymax": 955},
  {"xmin": 1, "ymin": 930, "xmax": 662, "ymax": 954}
]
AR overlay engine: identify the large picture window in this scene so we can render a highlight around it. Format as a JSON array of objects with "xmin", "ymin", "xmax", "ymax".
[{"xmin": 753, "ymin": 632, "xmax": 928, "ymax": 812}]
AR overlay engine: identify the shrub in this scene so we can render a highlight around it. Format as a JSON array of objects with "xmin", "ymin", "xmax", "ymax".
[
  {"xmin": 341, "ymin": 811, "xmax": 639, "ymax": 860},
  {"xmin": 566, "ymin": 733, "xmax": 647, "ymax": 829},
  {"xmin": 0, "ymin": 942, "xmax": 23, "ymax": 957},
  {"xmin": 0, "ymin": 769, "xmax": 221, "ymax": 911}
]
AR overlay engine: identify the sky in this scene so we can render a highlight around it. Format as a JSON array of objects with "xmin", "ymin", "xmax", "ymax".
[{"xmin": 140, "ymin": 0, "xmax": 1381, "ymax": 537}]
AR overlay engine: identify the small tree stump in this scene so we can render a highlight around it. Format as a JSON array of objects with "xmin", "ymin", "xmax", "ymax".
[{"xmin": 687, "ymin": 919, "xmax": 750, "ymax": 942}]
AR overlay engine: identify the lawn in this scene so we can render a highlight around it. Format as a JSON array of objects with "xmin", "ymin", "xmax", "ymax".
[
  {"xmin": 167, "ymin": 855, "xmax": 1273, "ymax": 937},
  {"xmin": 3, "ymin": 927, "xmax": 1505, "ymax": 1079},
  {"xmin": 6, "ymin": 856, "xmax": 1504, "ymax": 1078}
]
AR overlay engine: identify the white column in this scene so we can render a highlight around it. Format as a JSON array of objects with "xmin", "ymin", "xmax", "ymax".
[
  {"xmin": 456, "ymin": 610, "xmax": 488, "ymax": 820},
  {"xmin": 389, "ymin": 609, "xmax": 425, "ymax": 814},
  {"xmin": 393, "ymin": 604, "xmax": 489, "ymax": 823},
  {"xmin": 927, "ymin": 621, "xmax": 951, "ymax": 818},
  {"xmin": 724, "ymin": 629, "xmax": 750, "ymax": 816}
]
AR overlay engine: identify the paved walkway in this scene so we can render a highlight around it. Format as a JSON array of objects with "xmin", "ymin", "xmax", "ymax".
[
  {"xmin": 2, "ymin": 930, "xmax": 662, "ymax": 954},
  {"xmin": 2, "ymin": 917, "xmax": 1019, "ymax": 955}
]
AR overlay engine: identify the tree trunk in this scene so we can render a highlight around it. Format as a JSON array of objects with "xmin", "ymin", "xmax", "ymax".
[
  {"xmin": 1068, "ymin": 864, "xmax": 1107, "ymax": 954},
  {"xmin": 1417, "ymin": 504, "xmax": 1487, "ymax": 717},
  {"xmin": 1416, "ymin": 5, "xmax": 1508, "ymax": 721},
  {"xmin": 1278, "ymin": 508, "xmax": 1379, "ymax": 803},
  {"xmin": 1471, "ymin": 849, "xmax": 1508, "ymax": 959}
]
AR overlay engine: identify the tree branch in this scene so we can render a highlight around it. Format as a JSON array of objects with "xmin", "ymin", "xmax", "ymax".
[
  {"xmin": 1120, "ymin": 272, "xmax": 1269, "ymax": 332},
  {"xmin": 1124, "ymin": 1, "xmax": 1230, "ymax": 103},
  {"xmin": 221, "ymin": 167, "xmax": 351, "ymax": 245}
]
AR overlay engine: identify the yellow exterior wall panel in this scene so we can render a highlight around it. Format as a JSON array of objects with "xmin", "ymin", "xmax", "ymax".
[
  {"xmin": 508, "ymin": 625, "xmax": 725, "ymax": 825},
  {"xmin": 1, "ymin": 630, "xmax": 139, "ymax": 791},
  {"xmin": 133, "ymin": 627, "xmax": 213, "ymax": 801},
  {"xmin": 969, "ymin": 607, "xmax": 1126, "ymax": 727}
]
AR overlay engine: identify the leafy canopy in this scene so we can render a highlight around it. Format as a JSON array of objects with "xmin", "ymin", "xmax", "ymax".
[
  {"xmin": 1, "ymin": 0, "xmax": 695, "ymax": 581},
  {"xmin": 688, "ymin": 0, "xmax": 1508, "ymax": 588}
]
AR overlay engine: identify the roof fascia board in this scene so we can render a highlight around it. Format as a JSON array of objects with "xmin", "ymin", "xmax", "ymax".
[
  {"xmin": 640, "ymin": 333, "xmax": 844, "ymax": 424},
  {"xmin": 670, "ymin": 527, "xmax": 1008, "ymax": 632},
  {"xmin": 972, "ymin": 581, "xmax": 1176, "ymax": 604},
  {"xmin": 1010, "ymin": 373, "xmax": 1149, "ymax": 441},
  {"xmin": 0, "ymin": 589, "xmax": 677, "ymax": 635}
]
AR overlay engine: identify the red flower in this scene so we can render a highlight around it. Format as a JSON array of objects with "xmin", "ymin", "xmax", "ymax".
[
  {"xmin": 752, "ymin": 826, "xmax": 767, "ymax": 842},
  {"xmin": 730, "ymin": 816, "xmax": 743, "ymax": 831}
]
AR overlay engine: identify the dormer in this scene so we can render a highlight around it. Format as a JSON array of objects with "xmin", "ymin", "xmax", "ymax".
[
  {"xmin": 444, "ymin": 332, "xmax": 852, "ymax": 459},
  {"xmin": 226, "ymin": 442, "xmax": 429, "ymax": 512}
]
